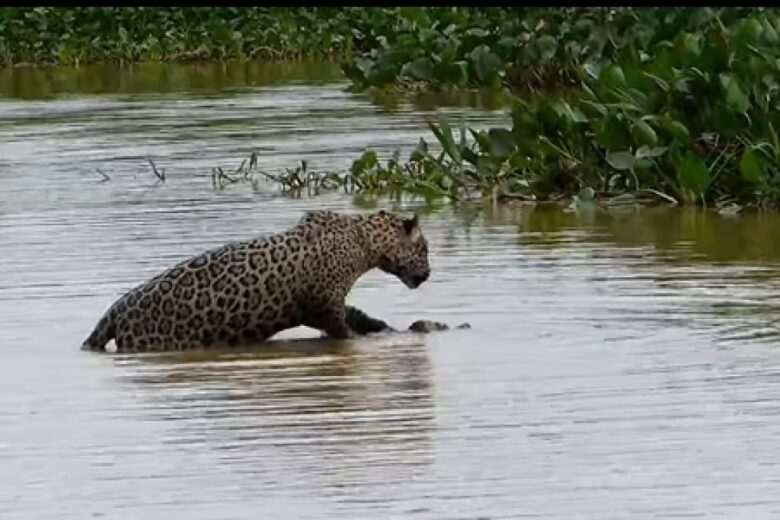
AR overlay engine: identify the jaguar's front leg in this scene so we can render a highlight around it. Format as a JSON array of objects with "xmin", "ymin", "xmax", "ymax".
[
  {"xmin": 304, "ymin": 303, "xmax": 356, "ymax": 339},
  {"xmin": 345, "ymin": 305, "xmax": 395, "ymax": 335}
]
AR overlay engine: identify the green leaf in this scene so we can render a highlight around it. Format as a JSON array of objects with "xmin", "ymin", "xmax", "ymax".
[
  {"xmin": 595, "ymin": 114, "xmax": 631, "ymax": 150},
  {"xmin": 365, "ymin": 59, "xmax": 399, "ymax": 86},
  {"xmin": 736, "ymin": 17, "xmax": 764, "ymax": 48},
  {"xmin": 401, "ymin": 57, "xmax": 433, "ymax": 81},
  {"xmin": 462, "ymin": 148, "xmax": 480, "ymax": 166},
  {"xmin": 399, "ymin": 7, "xmax": 430, "ymax": 28},
  {"xmin": 440, "ymin": 60, "xmax": 468, "ymax": 86},
  {"xmin": 673, "ymin": 32, "xmax": 700, "ymax": 66},
  {"xmin": 459, "ymin": 117, "xmax": 467, "ymax": 152},
  {"xmin": 537, "ymin": 136, "xmax": 563, "ymax": 159},
  {"xmin": 350, "ymin": 151, "xmax": 379, "ymax": 176},
  {"xmin": 465, "ymin": 27, "xmax": 490, "ymax": 39},
  {"xmin": 580, "ymin": 100, "xmax": 608, "ymax": 118},
  {"xmin": 572, "ymin": 187, "xmax": 598, "ymax": 212},
  {"xmin": 710, "ymin": 102, "xmax": 744, "ymax": 136},
  {"xmin": 661, "ymin": 117, "xmax": 691, "ymax": 143},
  {"xmin": 536, "ymin": 34, "xmax": 557, "ymax": 62},
  {"xmin": 508, "ymin": 150, "xmax": 531, "ymax": 169},
  {"xmin": 488, "ymin": 128, "xmax": 516, "ymax": 159},
  {"xmin": 469, "ymin": 129, "xmax": 492, "ymax": 154},
  {"xmin": 606, "ymin": 151, "xmax": 636, "ymax": 171},
  {"xmin": 476, "ymin": 156, "xmax": 496, "ymax": 176},
  {"xmin": 496, "ymin": 35, "xmax": 518, "ymax": 57},
  {"xmin": 634, "ymin": 158, "xmax": 655, "ymax": 170},
  {"xmin": 642, "ymin": 72, "xmax": 669, "ymax": 92},
  {"xmin": 440, "ymin": 38, "xmax": 459, "ymax": 63},
  {"xmin": 698, "ymin": 32, "xmax": 729, "ymax": 73},
  {"xmin": 469, "ymin": 44, "xmax": 502, "ymax": 86},
  {"xmin": 739, "ymin": 149, "xmax": 765, "ymax": 183},
  {"xmin": 428, "ymin": 117, "xmax": 460, "ymax": 163},
  {"xmin": 762, "ymin": 17, "xmax": 779, "ymax": 44},
  {"xmin": 722, "ymin": 75, "xmax": 750, "ymax": 114},
  {"xmin": 577, "ymin": 187, "xmax": 595, "ymax": 202},
  {"xmin": 599, "ymin": 64, "xmax": 627, "ymax": 90},
  {"xmin": 550, "ymin": 100, "xmax": 579, "ymax": 126},
  {"xmin": 636, "ymin": 146, "xmax": 668, "ymax": 159},
  {"xmin": 632, "ymin": 120, "xmax": 658, "ymax": 147},
  {"xmin": 511, "ymin": 108, "xmax": 539, "ymax": 146},
  {"xmin": 603, "ymin": 101, "xmax": 644, "ymax": 114},
  {"xmin": 410, "ymin": 137, "xmax": 428, "ymax": 162},
  {"xmin": 341, "ymin": 60, "xmax": 368, "ymax": 86},
  {"xmin": 676, "ymin": 153, "xmax": 711, "ymax": 196}
]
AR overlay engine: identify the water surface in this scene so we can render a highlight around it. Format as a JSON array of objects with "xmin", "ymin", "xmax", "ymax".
[{"xmin": 2, "ymin": 62, "xmax": 780, "ymax": 519}]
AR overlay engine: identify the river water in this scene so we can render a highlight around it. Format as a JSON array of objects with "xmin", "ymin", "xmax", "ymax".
[{"xmin": 2, "ymin": 61, "xmax": 780, "ymax": 519}]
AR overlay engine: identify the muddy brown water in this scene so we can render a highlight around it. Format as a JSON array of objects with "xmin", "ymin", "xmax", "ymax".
[{"xmin": 2, "ymin": 62, "xmax": 780, "ymax": 519}]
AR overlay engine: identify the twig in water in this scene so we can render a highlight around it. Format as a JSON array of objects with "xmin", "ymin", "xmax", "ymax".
[
  {"xmin": 147, "ymin": 156, "xmax": 166, "ymax": 183},
  {"xmin": 95, "ymin": 168, "xmax": 111, "ymax": 182}
]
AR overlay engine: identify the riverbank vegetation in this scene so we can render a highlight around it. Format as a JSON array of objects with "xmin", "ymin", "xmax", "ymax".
[
  {"xmin": 4, "ymin": 7, "xmax": 780, "ymax": 209},
  {"xmin": 0, "ymin": 7, "xmax": 400, "ymax": 65},
  {"xmin": 340, "ymin": 7, "xmax": 780, "ymax": 210}
]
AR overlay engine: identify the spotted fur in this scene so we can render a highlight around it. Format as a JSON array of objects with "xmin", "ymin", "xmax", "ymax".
[{"xmin": 81, "ymin": 209, "xmax": 430, "ymax": 352}]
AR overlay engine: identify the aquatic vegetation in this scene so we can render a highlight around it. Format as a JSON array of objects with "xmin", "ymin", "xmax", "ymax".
[
  {"xmin": 342, "ymin": 7, "xmax": 757, "ymax": 92},
  {"xmin": 0, "ymin": 7, "xmax": 403, "ymax": 65},
  {"xmin": 343, "ymin": 7, "xmax": 780, "ymax": 209},
  {"xmin": 210, "ymin": 149, "xmax": 458, "ymax": 199},
  {"xmin": 211, "ymin": 153, "xmax": 346, "ymax": 194}
]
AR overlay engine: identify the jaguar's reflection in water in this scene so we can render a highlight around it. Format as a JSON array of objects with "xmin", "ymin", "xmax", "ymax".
[{"xmin": 116, "ymin": 334, "xmax": 437, "ymax": 501}]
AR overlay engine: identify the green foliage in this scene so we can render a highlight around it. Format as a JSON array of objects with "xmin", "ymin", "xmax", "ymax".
[
  {"xmin": 0, "ymin": 7, "xmax": 404, "ymax": 65},
  {"xmin": 341, "ymin": 7, "xmax": 780, "ymax": 209},
  {"xmin": 342, "ymin": 7, "xmax": 765, "ymax": 92}
]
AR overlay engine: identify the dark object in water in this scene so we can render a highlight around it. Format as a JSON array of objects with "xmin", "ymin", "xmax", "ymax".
[{"xmin": 408, "ymin": 319, "xmax": 471, "ymax": 333}]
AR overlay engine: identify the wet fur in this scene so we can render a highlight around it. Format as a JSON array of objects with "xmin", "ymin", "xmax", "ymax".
[{"xmin": 81, "ymin": 210, "xmax": 430, "ymax": 352}]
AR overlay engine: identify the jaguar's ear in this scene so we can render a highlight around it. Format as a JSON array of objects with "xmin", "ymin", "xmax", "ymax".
[{"xmin": 403, "ymin": 213, "xmax": 420, "ymax": 236}]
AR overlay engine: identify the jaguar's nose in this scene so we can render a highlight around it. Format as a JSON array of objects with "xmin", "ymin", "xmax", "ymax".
[{"xmin": 411, "ymin": 269, "xmax": 430, "ymax": 287}]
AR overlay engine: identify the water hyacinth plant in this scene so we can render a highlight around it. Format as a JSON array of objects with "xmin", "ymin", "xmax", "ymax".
[
  {"xmin": 340, "ymin": 7, "xmax": 780, "ymax": 209},
  {"xmin": 0, "ymin": 7, "xmax": 403, "ymax": 65}
]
